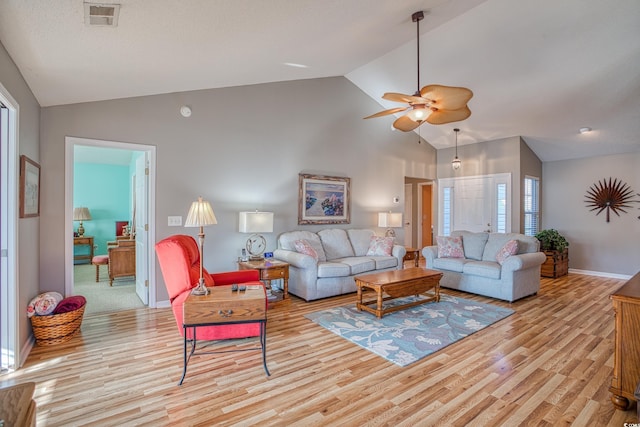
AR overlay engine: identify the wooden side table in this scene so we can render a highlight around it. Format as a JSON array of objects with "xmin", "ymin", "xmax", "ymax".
[
  {"xmin": 238, "ymin": 259, "xmax": 289, "ymax": 306},
  {"xmin": 181, "ymin": 285, "xmax": 269, "ymax": 385},
  {"xmin": 74, "ymin": 236, "xmax": 94, "ymax": 263},
  {"xmin": 403, "ymin": 247, "xmax": 420, "ymax": 268}
]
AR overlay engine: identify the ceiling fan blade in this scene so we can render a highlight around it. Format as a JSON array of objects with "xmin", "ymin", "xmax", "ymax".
[
  {"xmin": 426, "ymin": 106, "xmax": 472, "ymax": 125},
  {"xmin": 420, "ymin": 85, "xmax": 473, "ymax": 110},
  {"xmin": 364, "ymin": 107, "xmax": 410, "ymax": 119},
  {"xmin": 382, "ymin": 92, "xmax": 428, "ymax": 104},
  {"xmin": 393, "ymin": 115, "xmax": 423, "ymax": 132}
]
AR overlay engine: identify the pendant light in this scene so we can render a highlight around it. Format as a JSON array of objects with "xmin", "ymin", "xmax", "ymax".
[{"xmin": 452, "ymin": 128, "xmax": 461, "ymax": 170}]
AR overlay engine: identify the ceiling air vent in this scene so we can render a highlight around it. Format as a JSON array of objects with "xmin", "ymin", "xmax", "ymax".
[{"xmin": 84, "ymin": 3, "xmax": 120, "ymax": 27}]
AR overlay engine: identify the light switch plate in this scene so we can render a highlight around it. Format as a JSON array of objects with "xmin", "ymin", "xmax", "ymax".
[{"xmin": 168, "ymin": 216, "xmax": 182, "ymax": 226}]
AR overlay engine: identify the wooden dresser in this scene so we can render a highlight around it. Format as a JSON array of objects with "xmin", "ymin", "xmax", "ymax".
[{"xmin": 609, "ymin": 271, "xmax": 640, "ymax": 410}]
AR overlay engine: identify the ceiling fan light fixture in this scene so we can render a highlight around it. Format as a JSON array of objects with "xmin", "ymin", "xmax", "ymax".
[
  {"xmin": 363, "ymin": 11, "xmax": 473, "ymax": 131},
  {"xmin": 406, "ymin": 106, "xmax": 428, "ymax": 122}
]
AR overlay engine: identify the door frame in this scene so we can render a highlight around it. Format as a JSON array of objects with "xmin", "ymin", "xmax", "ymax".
[
  {"xmin": 403, "ymin": 184, "xmax": 412, "ymax": 247},
  {"xmin": 0, "ymin": 83, "xmax": 19, "ymax": 372},
  {"xmin": 64, "ymin": 136, "xmax": 157, "ymax": 307}
]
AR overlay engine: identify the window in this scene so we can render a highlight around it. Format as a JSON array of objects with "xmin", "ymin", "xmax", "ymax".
[
  {"xmin": 496, "ymin": 183, "xmax": 507, "ymax": 233},
  {"xmin": 442, "ymin": 187, "xmax": 452, "ymax": 236},
  {"xmin": 524, "ymin": 176, "xmax": 540, "ymax": 236}
]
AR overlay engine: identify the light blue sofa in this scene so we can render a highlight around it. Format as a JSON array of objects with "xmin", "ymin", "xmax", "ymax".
[
  {"xmin": 274, "ymin": 229, "xmax": 406, "ymax": 301},
  {"xmin": 422, "ymin": 230, "xmax": 546, "ymax": 302}
]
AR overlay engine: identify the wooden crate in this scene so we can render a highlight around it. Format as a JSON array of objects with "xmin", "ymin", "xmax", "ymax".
[{"xmin": 541, "ymin": 249, "xmax": 568, "ymax": 278}]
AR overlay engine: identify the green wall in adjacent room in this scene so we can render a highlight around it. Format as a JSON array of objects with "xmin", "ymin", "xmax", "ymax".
[{"xmin": 74, "ymin": 162, "xmax": 131, "ymax": 260}]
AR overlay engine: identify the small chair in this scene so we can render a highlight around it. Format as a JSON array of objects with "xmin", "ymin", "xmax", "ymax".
[{"xmin": 91, "ymin": 255, "xmax": 109, "ymax": 282}]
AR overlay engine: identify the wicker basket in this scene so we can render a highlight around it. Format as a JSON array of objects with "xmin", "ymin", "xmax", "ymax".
[{"xmin": 30, "ymin": 304, "xmax": 86, "ymax": 346}]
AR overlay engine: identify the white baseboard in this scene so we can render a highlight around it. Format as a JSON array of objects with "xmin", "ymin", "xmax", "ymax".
[
  {"xmin": 568, "ymin": 268, "xmax": 632, "ymax": 280},
  {"xmin": 20, "ymin": 335, "xmax": 35, "ymax": 368},
  {"xmin": 155, "ymin": 300, "xmax": 171, "ymax": 309}
]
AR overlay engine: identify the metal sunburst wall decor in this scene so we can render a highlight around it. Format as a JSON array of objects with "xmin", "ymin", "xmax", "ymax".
[{"xmin": 584, "ymin": 177, "xmax": 637, "ymax": 223}]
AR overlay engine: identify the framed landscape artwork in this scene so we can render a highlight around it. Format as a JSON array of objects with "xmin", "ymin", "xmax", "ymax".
[
  {"xmin": 19, "ymin": 155, "xmax": 41, "ymax": 218},
  {"xmin": 298, "ymin": 173, "xmax": 350, "ymax": 225}
]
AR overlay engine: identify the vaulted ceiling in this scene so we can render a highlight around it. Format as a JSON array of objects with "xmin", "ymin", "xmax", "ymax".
[{"xmin": 1, "ymin": 0, "xmax": 639, "ymax": 162}]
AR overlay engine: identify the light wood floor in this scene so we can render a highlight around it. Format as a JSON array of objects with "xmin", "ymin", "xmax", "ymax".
[{"xmin": 3, "ymin": 272, "xmax": 638, "ymax": 426}]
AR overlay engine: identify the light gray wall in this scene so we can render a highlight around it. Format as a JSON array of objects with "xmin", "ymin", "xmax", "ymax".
[
  {"xmin": 520, "ymin": 138, "xmax": 543, "ymax": 231},
  {"xmin": 39, "ymin": 77, "xmax": 437, "ymax": 303},
  {"xmin": 0, "ymin": 41, "xmax": 41, "ymax": 350},
  {"xmin": 542, "ymin": 152, "xmax": 640, "ymax": 276},
  {"xmin": 436, "ymin": 136, "xmax": 542, "ymax": 233}
]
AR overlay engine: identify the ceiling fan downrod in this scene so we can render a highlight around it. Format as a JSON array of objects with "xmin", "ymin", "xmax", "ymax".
[{"xmin": 412, "ymin": 11, "xmax": 424, "ymax": 95}]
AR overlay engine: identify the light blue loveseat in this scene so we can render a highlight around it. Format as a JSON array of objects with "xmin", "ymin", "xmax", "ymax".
[{"xmin": 422, "ymin": 230, "xmax": 546, "ymax": 302}]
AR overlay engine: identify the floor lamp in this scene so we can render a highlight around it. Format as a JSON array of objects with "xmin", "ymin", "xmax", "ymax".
[{"xmin": 184, "ymin": 196, "xmax": 217, "ymax": 295}]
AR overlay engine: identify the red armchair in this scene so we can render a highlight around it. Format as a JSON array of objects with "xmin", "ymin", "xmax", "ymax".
[{"xmin": 155, "ymin": 234, "xmax": 264, "ymax": 341}]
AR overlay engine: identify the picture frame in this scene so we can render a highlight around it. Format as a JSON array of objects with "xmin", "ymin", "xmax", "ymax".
[
  {"xmin": 298, "ymin": 173, "xmax": 350, "ymax": 225},
  {"xmin": 19, "ymin": 155, "xmax": 41, "ymax": 218}
]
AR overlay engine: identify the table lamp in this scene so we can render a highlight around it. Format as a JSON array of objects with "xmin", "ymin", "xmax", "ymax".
[
  {"xmin": 73, "ymin": 207, "xmax": 92, "ymax": 236},
  {"xmin": 184, "ymin": 196, "xmax": 217, "ymax": 295},
  {"xmin": 378, "ymin": 212, "xmax": 403, "ymax": 237},
  {"xmin": 239, "ymin": 211, "xmax": 274, "ymax": 261}
]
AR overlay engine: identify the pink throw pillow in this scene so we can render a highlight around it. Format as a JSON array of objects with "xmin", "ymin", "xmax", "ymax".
[
  {"xmin": 366, "ymin": 236, "xmax": 394, "ymax": 256},
  {"xmin": 496, "ymin": 240, "xmax": 518, "ymax": 265},
  {"xmin": 436, "ymin": 236, "xmax": 464, "ymax": 258},
  {"xmin": 294, "ymin": 239, "xmax": 318, "ymax": 260}
]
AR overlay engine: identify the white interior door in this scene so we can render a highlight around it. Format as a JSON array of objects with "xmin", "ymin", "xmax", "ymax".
[
  {"xmin": 404, "ymin": 184, "xmax": 412, "ymax": 247},
  {"xmin": 134, "ymin": 153, "xmax": 149, "ymax": 304},
  {"xmin": 454, "ymin": 177, "xmax": 493, "ymax": 232}
]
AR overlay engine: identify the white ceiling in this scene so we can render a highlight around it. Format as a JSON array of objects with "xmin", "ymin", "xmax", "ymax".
[{"xmin": 1, "ymin": 0, "xmax": 639, "ymax": 162}]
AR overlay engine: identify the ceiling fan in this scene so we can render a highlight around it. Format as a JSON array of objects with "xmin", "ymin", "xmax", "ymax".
[{"xmin": 364, "ymin": 11, "xmax": 473, "ymax": 132}]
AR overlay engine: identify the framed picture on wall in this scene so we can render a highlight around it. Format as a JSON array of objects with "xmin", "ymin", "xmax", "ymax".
[
  {"xmin": 298, "ymin": 173, "xmax": 350, "ymax": 225},
  {"xmin": 19, "ymin": 155, "xmax": 40, "ymax": 218}
]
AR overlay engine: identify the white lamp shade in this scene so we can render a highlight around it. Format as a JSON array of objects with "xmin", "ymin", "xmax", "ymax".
[
  {"xmin": 239, "ymin": 211, "xmax": 274, "ymax": 233},
  {"xmin": 184, "ymin": 197, "xmax": 217, "ymax": 227},
  {"xmin": 378, "ymin": 212, "xmax": 403, "ymax": 228},
  {"xmin": 73, "ymin": 207, "xmax": 92, "ymax": 221}
]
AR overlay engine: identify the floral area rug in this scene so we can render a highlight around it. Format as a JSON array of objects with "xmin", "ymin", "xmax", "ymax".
[{"xmin": 304, "ymin": 294, "xmax": 514, "ymax": 367}]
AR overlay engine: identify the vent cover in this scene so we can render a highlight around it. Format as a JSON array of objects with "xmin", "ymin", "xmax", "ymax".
[{"xmin": 84, "ymin": 3, "xmax": 120, "ymax": 27}]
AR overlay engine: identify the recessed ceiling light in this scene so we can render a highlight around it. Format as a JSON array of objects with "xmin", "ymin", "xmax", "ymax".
[
  {"xmin": 579, "ymin": 127, "xmax": 592, "ymax": 134},
  {"xmin": 283, "ymin": 62, "xmax": 309, "ymax": 69}
]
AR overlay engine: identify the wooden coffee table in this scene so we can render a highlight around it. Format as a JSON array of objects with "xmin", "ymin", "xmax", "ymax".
[{"xmin": 355, "ymin": 267, "xmax": 443, "ymax": 318}]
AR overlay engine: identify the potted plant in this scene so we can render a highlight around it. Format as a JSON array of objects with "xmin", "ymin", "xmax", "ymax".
[{"xmin": 535, "ymin": 229, "xmax": 569, "ymax": 278}]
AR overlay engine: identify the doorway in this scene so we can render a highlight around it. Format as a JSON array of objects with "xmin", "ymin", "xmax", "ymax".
[
  {"xmin": 403, "ymin": 177, "xmax": 433, "ymax": 250},
  {"xmin": 64, "ymin": 137, "xmax": 156, "ymax": 312},
  {"xmin": 437, "ymin": 173, "xmax": 511, "ymax": 235}
]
